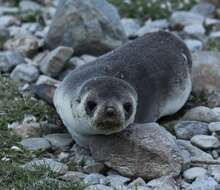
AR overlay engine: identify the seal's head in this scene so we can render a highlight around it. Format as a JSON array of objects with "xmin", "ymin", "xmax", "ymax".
[{"xmin": 72, "ymin": 76, "xmax": 138, "ymax": 135}]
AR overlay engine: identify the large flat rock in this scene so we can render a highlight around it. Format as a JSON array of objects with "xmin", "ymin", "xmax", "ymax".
[{"xmin": 89, "ymin": 123, "xmax": 183, "ymax": 180}]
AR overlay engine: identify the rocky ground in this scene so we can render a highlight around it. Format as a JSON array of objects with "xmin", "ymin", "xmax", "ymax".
[{"xmin": 2, "ymin": 0, "xmax": 220, "ymax": 189}]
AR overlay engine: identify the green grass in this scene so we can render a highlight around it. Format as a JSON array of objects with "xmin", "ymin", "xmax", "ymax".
[
  {"xmin": 205, "ymin": 39, "xmax": 220, "ymax": 52},
  {"xmin": 109, "ymin": 0, "xmax": 200, "ymax": 20},
  {"xmin": 0, "ymin": 75, "xmax": 84, "ymax": 189}
]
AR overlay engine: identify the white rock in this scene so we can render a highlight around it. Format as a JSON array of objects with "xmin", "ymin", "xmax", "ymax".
[
  {"xmin": 209, "ymin": 122, "xmax": 220, "ymax": 133},
  {"xmin": 36, "ymin": 75, "xmax": 60, "ymax": 86},
  {"xmin": 183, "ymin": 167, "xmax": 207, "ymax": 182},
  {"xmin": 147, "ymin": 176, "xmax": 178, "ymax": 190},
  {"xmin": 186, "ymin": 175, "xmax": 217, "ymax": 190},
  {"xmin": 60, "ymin": 171, "xmax": 87, "ymax": 182},
  {"xmin": 10, "ymin": 63, "xmax": 39, "ymax": 82},
  {"xmin": 84, "ymin": 185, "xmax": 113, "ymax": 190},
  {"xmin": 184, "ymin": 24, "xmax": 205, "ymax": 36},
  {"xmin": 83, "ymin": 173, "xmax": 106, "ymax": 186},
  {"xmin": 208, "ymin": 165, "xmax": 220, "ymax": 183},
  {"xmin": 191, "ymin": 135, "xmax": 220, "ymax": 149},
  {"xmin": 184, "ymin": 39, "xmax": 203, "ymax": 52},
  {"xmin": 20, "ymin": 137, "xmax": 51, "ymax": 151},
  {"xmin": 121, "ymin": 18, "xmax": 140, "ymax": 37}
]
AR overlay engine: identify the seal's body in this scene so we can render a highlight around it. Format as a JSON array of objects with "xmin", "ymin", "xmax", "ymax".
[{"xmin": 54, "ymin": 31, "xmax": 192, "ymax": 147}]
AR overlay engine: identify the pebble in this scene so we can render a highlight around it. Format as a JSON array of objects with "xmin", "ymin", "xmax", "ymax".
[
  {"xmin": 186, "ymin": 175, "xmax": 217, "ymax": 190},
  {"xmin": 191, "ymin": 135, "xmax": 220, "ymax": 150},
  {"xmin": 20, "ymin": 137, "xmax": 51, "ymax": 151},
  {"xmin": 175, "ymin": 121, "xmax": 209, "ymax": 140},
  {"xmin": 184, "ymin": 24, "xmax": 205, "ymax": 36},
  {"xmin": 23, "ymin": 158, "xmax": 68, "ymax": 174},
  {"xmin": 208, "ymin": 165, "xmax": 220, "ymax": 183},
  {"xmin": 10, "ymin": 63, "xmax": 39, "ymax": 82},
  {"xmin": 83, "ymin": 173, "xmax": 106, "ymax": 186},
  {"xmin": 183, "ymin": 167, "xmax": 207, "ymax": 182},
  {"xmin": 59, "ymin": 171, "xmax": 87, "ymax": 182},
  {"xmin": 44, "ymin": 133, "xmax": 73, "ymax": 150},
  {"xmin": 184, "ymin": 39, "xmax": 203, "ymax": 52},
  {"xmin": 39, "ymin": 46, "xmax": 74, "ymax": 77},
  {"xmin": 209, "ymin": 122, "xmax": 220, "ymax": 134}
]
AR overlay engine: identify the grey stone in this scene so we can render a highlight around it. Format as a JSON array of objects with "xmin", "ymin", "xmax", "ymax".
[
  {"xmin": 183, "ymin": 24, "xmax": 205, "ymax": 36},
  {"xmin": 127, "ymin": 177, "xmax": 146, "ymax": 188},
  {"xmin": 10, "ymin": 63, "xmax": 39, "ymax": 82},
  {"xmin": 191, "ymin": 135, "xmax": 220, "ymax": 150},
  {"xmin": 170, "ymin": 11, "xmax": 204, "ymax": 27},
  {"xmin": 83, "ymin": 173, "xmax": 106, "ymax": 185},
  {"xmin": 80, "ymin": 54, "xmax": 97, "ymax": 63},
  {"xmin": 208, "ymin": 165, "xmax": 220, "ymax": 183},
  {"xmin": 184, "ymin": 39, "xmax": 203, "ymax": 52},
  {"xmin": 209, "ymin": 30, "xmax": 220, "ymax": 39},
  {"xmin": 0, "ymin": 51, "xmax": 25, "ymax": 73},
  {"xmin": 121, "ymin": 18, "xmax": 140, "ymax": 37},
  {"xmin": 175, "ymin": 121, "xmax": 209, "ymax": 140},
  {"xmin": 177, "ymin": 140, "xmax": 214, "ymax": 162},
  {"xmin": 68, "ymin": 57, "xmax": 85, "ymax": 69},
  {"xmin": 183, "ymin": 167, "xmax": 207, "ymax": 182},
  {"xmin": 186, "ymin": 175, "xmax": 217, "ymax": 190},
  {"xmin": 147, "ymin": 176, "xmax": 179, "ymax": 190},
  {"xmin": 46, "ymin": 0, "xmax": 127, "ymax": 55},
  {"xmin": 89, "ymin": 123, "xmax": 183, "ymax": 179},
  {"xmin": 183, "ymin": 106, "xmax": 220, "ymax": 123},
  {"xmin": 36, "ymin": 75, "xmax": 60, "ymax": 86},
  {"xmin": 105, "ymin": 175, "xmax": 130, "ymax": 189},
  {"xmin": 192, "ymin": 51, "xmax": 220, "ymax": 95},
  {"xmin": 20, "ymin": 137, "xmax": 51, "ymax": 151},
  {"xmin": 19, "ymin": 0, "xmax": 42, "ymax": 12},
  {"xmin": 205, "ymin": 18, "xmax": 220, "ymax": 27},
  {"xmin": 84, "ymin": 185, "xmax": 113, "ymax": 190},
  {"xmin": 209, "ymin": 122, "xmax": 220, "ymax": 134},
  {"xmin": 60, "ymin": 171, "xmax": 86, "ymax": 182},
  {"xmin": 83, "ymin": 162, "xmax": 106, "ymax": 174},
  {"xmin": 44, "ymin": 133, "xmax": 73, "ymax": 150},
  {"xmin": 0, "ymin": 6, "xmax": 19, "ymax": 15},
  {"xmin": 23, "ymin": 158, "xmax": 68, "ymax": 174},
  {"xmin": 39, "ymin": 46, "xmax": 73, "ymax": 77},
  {"xmin": 0, "ymin": 15, "xmax": 19, "ymax": 28},
  {"xmin": 191, "ymin": 2, "xmax": 215, "ymax": 17},
  {"xmin": 4, "ymin": 35, "xmax": 41, "ymax": 57}
]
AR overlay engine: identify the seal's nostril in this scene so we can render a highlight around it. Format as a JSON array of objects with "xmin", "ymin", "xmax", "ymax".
[{"xmin": 106, "ymin": 107, "xmax": 115, "ymax": 117}]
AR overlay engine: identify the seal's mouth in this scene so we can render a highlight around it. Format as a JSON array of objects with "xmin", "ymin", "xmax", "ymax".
[{"xmin": 92, "ymin": 120, "xmax": 124, "ymax": 133}]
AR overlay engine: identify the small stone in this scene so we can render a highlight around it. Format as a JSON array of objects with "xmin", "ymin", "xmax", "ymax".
[
  {"xmin": 105, "ymin": 175, "xmax": 130, "ymax": 189},
  {"xmin": 0, "ymin": 15, "xmax": 20, "ymax": 28},
  {"xmin": 127, "ymin": 177, "xmax": 146, "ymax": 188},
  {"xmin": 36, "ymin": 75, "xmax": 60, "ymax": 86},
  {"xmin": 84, "ymin": 185, "xmax": 113, "ymax": 190},
  {"xmin": 80, "ymin": 54, "xmax": 97, "ymax": 63},
  {"xmin": 183, "ymin": 106, "xmax": 220, "ymax": 123},
  {"xmin": 191, "ymin": 135, "xmax": 220, "ymax": 149},
  {"xmin": 19, "ymin": 0, "xmax": 42, "ymax": 12},
  {"xmin": 0, "ymin": 51, "xmax": 26, "ymax": 73},
  {"xmin": 23, "ymin": 158, "xmax": 68, "ymax": 174},
  {"xmin": 60, "ymin": 171, "xmax": 86, "ymax": 182},
  {"xmin": 39, "ymin": 46, "xmax": 73, "ymax": 77},
  {"xmin": 44, "ymin": 133, "xmax": 73, "ymax": 150},
  {"xmin": 186, "ymin": 175, "xmax": 217, "ymax": 190},
  {"xmin": 8, "ymin": 121, "xmax": 42, "ymax": 138},
  {"xmin": 208, "ymin": 165, "xmax": 220, "ymax": 183},
  {"xmin": 177, "ymin": 140, "xmax": 214, "ymax": 162},
  {"xmin": 209, "ymin": 122, "xmax": 220, "ymax": 134},
  {"xmin": 4, "ymin": 35, "xmax": 40, "ymax": 57},
  {"xmin": 83, "ymin": 162, "xmax": 106, "ymax": 174},
  {"xmin": 170, "ymin": 11, "xmax": 204, "ymax": 27},
  {"xmin": 184, "ymin": 24, "xmax": 205, "ymax": 36},
  {"xmin": 147, "ymin": 176, "xmax": 178, "ymax": 190},
  {"xmin": 175, "ymin": 121, "xmax": 209, "ymax": 140},
  {"xmin": 10, "ymin": 63, "xmax": 39, "ymax": 82},
  {"xmin": 191, "ymin": 2, "xmax": 215, "ymax": 17},
  {"xmin": 184, "ymin": 39, "xmax": 203, "ymax": 52},
  {"xmin": 183, "ymin": 167, "xmax": 207, "ymax": 182},
  {"xmin": 121, "ymin": 18, "xmax": 140, "ymax": 37},
  {"xmin": 20, "ymin": 137, "xmax": 51, "ymax": 151},
  {"xmin": 83, "ymin": 173, "xmax": 106, "ymax": 185}
]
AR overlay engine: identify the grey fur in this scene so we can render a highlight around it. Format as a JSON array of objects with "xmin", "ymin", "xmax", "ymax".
[{"xmin": 54, "ymin": 31, "xmax": 192, "ymax": 147}]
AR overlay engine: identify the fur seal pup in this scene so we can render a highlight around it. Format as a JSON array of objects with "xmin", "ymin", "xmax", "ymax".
[{"xmin": 54, "ymin": 31, "xmax": 192, "ymax": 147}]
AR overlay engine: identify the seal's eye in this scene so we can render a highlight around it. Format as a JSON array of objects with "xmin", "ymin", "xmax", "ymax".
[
  {"xmin": 86, "ymin": 100, "xmax": 97, "ymax": 114},
  {"xmin": 123, "ymin": 103, "xmax": 132, "ymax": 117}
]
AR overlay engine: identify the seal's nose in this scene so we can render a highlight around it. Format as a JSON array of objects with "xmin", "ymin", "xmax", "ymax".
[{"xmin": 105, "ymin": 107, "xmax": 116, "ymax": 118}]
